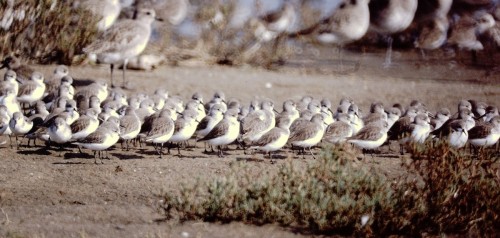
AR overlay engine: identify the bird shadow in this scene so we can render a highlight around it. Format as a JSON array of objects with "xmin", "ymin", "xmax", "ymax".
[
  {"xmin": 110, "ymin": 153, "xmax": 145, "ymax": 160},
  {"xmin": 63, "ymin": 152, "xmax": 94, "ymax": 160},
  {"xmin": 16, "ymin": 147, "xmax": 52, "ymax": 155},
  {"xmin": 73, "ymin": 78, "xmax": 98, "ymax": 87},
  {"xmin": 52, "ymin": 161, "xmax": 86, "ymax": 165},
  {"xmin": 236, "ymin": 157, "xmax": 266, "ymax": 163}
]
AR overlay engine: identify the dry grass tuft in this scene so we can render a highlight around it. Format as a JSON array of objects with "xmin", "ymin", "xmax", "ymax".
[{"xmin": 0, "ymin": 1, "xmax": 98, "ymax": 64}]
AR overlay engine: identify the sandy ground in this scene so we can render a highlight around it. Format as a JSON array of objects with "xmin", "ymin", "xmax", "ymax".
[{"xmin": 0, "ymin": 47, "xmax": 499, "ymax": 237}]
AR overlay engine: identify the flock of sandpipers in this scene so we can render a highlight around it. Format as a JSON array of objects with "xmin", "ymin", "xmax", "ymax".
[
  {"xmin": 0, "ymin": 60, "xmax": 499, "ymax": 164},
  {"xmin": 1, "ymin": 0, "xmax": 499, "ymax": 163}
]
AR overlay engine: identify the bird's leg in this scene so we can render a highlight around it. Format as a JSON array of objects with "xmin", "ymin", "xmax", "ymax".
[
  {"xmin": 94, "ymin": 150, "xmax": 98, "ymax": 164},
  {"xmin": 383, "ymin": 36, "xmax": 393, "ymax": 69},
  {"xmin": 309, "ymin": 147, "xmax": 316, "ymax": 159},
  {"xmin": 110, "ymin": 64, "xmax": 115, "ymax": 88},
  {"xmin": 122, "ymin": 58, "xmax": 129, "ymax": 89}
]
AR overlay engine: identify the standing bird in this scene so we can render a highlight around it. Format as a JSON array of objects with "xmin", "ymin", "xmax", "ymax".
[
  {"xmin": 198, "ymin": 109, "xmax": 241, "ymax": 158},
  {"xmin": 74, "ymin": 118, "xmax": 121, "ymax": 164},
  {"xmin": 249, "ymin": 119, "xmax": 291, "ymax": 162},
  {"xmin": 47, "ymin": 117, "xmax": 72, "ymax": 156},
  {"xmin": 290, "ymin": 0, "xmax": 370, "ymax": 67},
  {"xmin": 369, "ymin": 0, "xmax": 418, "ymax": 68},
  {"xmin": 84, "ymin": 8, "xmax": 163, "ymax": 88},
  {"xmin": 143, "ymin": 109, "xmax": 176, "ymax": 158},
  {"xmin": 245, "ymin": 2, "xmax": 297, "ymax": 60},
  {"xmin": 468, "ymin": 116, "xmax": 500, "ymax": 149},
  {"xmin": 17, "ymin": 72, "xmax": 46, "ymax": 109},
  {"xmin": 288, "ymin": 114, "xmax": 327, "ymax": 159},
  {"xmin": 9, "ymin": 112, "xmax": 33, "ymax": 149}
]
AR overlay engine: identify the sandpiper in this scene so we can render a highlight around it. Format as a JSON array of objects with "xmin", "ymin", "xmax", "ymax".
[
  {"xmin": 198, "ymin": 109, "xmax": 240, "ymax": 157},
  {"xmin": 168, "ymin": 109, "xmax": 200, "ymax": 155},
  {"xmin": 84, "ymin": 8, "xmax": 163, "ymax": 88},
  {"xmin": 249, "ymin": 118, "xmax": 290, "ymax": 162},
  {"xmin": 323, "ymin": 113, "xmax": 354, "ymax": 145},
  {"xmin": 9, "ymin": 112, "xmax": 33, "ymax": 149},
  {"xmin": 119, "ymin": 107, "xmax": 141, "ymax": 150},
  {"xmin": 196, "ymin": 104, "xmax": 225, "ymax": 152},
  {"xmin": 17, "ymin": 72, "xmax": 46, "ymax": 108},
  {"xmin": 347, "ymin": 120, "xmax": 389, "ymax": 153},
  {"xmin": 369, "ymin": 0, "xmax": 418, "ymax": 67},
  {"xmin": 288, "ymin": 113, "xmax": 327, "ymax": 159},
  {"xmin": 0, "ymin": 56, "xmax": 35, "ymax": 84},
  {"xmin": 74, "ymin": 117, "xmax": 121, "ymax": 164},
  {"xmin": 143, "ymin": 109, "xmax": 175, "ymax": 158},
  {"xmin": 468, "ymin": 116, "xmax": 500, "ymax": 148},
  {"xmin": 241, "ymin": 100, "xmax": 276, "ymax": 144}
]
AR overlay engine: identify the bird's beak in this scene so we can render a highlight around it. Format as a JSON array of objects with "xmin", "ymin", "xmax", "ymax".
[
  {"xmin": 273, "ymin": 109, "xmax": 279, "ymax": 114},
  {"xmin": 156, "ymin": 17, "xmax": 164, "ymax": 22}
]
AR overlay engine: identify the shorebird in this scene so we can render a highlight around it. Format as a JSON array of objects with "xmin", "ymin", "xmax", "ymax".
[
  {"xmin": 369, "ymin": 0, "xmax": 418, "ymax": 67},
  {"xmin": 323, "ymin": 113, "xmax": 354, "ymax": 145},
  {"xmin": 482, "ymin": 106, "xmax": 499, "ymax": 122},
  {"xmin": 70, "ymin": 109, "xmax": 100, "ymax": 142},
  {"xmin": 78, "ymin": 0, "xmax": 121, "ymax": 31},
  {"xmin": 347, "ymin": 103, "xmax": 363, "ymax": 135},
  {"xmin": 447, "ymin": 12, "xmax": 495, "ymax": 62},
  {"xmin": 198, "ymin": 109, "xmax": 241, "ymax": 158},
  {"xmin": 0, "ymin": 70, "xmax": 19, "ymax": 96},
  {"xmin": 413, "ymin": 0, "xmax": 452, "ymax": 53},
  {"xmin": 249, "ymin": 118, "xmax": 290, "ymax": 162},
  {"xmin": 468, "ymin": 115, "xmax": 500, "ymax": 149},
  {"xmin": 241, "ymin": 100, "xmax": 276, "ymax": 144},
  {"xmin": 168, "ymin": 109, "xmax": 199, "ymax": 155},
  {"xmin": 143, "ymin": 109, "xmax": 176, "ymax": 158},
  {"xmin": 0, "ymin": 88, "xmax": 21, "ymax": 117},
  {"xmin": 47, "ymin": 116, "xmax": 72, "ymax": 155},
  {"xmin": 320, "ymin": 98, "xmax": 335, "ymax": 125},
  {"xmin": 469, "ymin": 100, "xmax": 488, "ymax": 119},
  {"xmin": 17, "ymin": 72, "xmax": 46, "ymax": 108},
  {"xmin": 347, "ymin": 120, "xmax": 389, "ymax": 154},
  {"xmin": 74, "ymin": 118, "xmax": 121, "ymax": 164},
  {"xmin": 0, "ymin": 56, "xmax": 35, "ymax": 84},
  {"xmin": 431, "ymin": 108, "xmax": 451, "ymax": 131},
  {"xmin": 74, "ymin": 81, "xmax": 109, "ymax": 103},
  {"xmin": 275, "ymin": 100, "xmax": 299, "ymax": 129},
  {"xmin": 245, "ymin": 2, "xmax": 297, "ymax": 60},
  {"xmin": 119, "ymin": 107, "xmax": 141, "ymax": 150},
  {"xmin": 196, "ymin": 104, "xmax": 225, "ymax": 152},
  {"xmin": 288, "ymin": 113, "xmax": 327, "ymax": 159},
  {"xmin": 84, "ymin": 8, "xmax": 163, "ymax": 88},
  {"xmin": 446, "ymin": 120, "xmax": 469, "ymax": 149},
  {"xmin": 432, "ymin": 109, "xmax": 476, "ymax": 142},
  {"xmin": 414, "ymin": 15, "xmax": 449, "ymax": 55},
  {"xmin": 9, "ymin": 112, "xmax": 33, "ymax": 149},
  {"xmin": 398, "ymin": 113, "xmax": 432, "ymax": 155},
  {"xmin": 205, "ymin": 91, "xmax": 226, "ymax": 112},
  {"xmin": 44, "ymin": 65, "xmax": 69, "ymax": 98},
  {"xmin": 291, "ymin": 0, "xmax": 370, "ymax": 47},
  {"xmin": 0, "ymin": 106, "xmax": 12, "ymax": 144},
  {"xmin": 334, "ymin": 97, "xmax": 354, "ymax": 118},
  {"xmin": 388, "ymin": 107, "xmax": 419, "ymax": 141}
]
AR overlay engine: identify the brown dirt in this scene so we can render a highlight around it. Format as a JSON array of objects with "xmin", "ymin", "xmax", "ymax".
[{"xmin": 0, "ymin": 48, "xmax": 499, "ymax": 237}]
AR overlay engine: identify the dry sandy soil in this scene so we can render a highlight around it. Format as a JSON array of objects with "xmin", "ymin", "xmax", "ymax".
[{"xmin": 0, "ymin": 47, "xmax": 499, "ymax": 237}]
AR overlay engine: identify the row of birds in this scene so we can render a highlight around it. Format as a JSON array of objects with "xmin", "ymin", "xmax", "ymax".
[{"xmin": 0, "ymin": 65, "xmax": 499, "ymax": 164}]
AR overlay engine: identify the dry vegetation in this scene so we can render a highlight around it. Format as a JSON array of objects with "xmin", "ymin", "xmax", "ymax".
[
  {"xmin": 0, "ymin": 1, "xmax": 98, "ymax": 64},
  {"xmin": 161, "ymin": 143, "xmax": 500, "ymax": 236}
]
